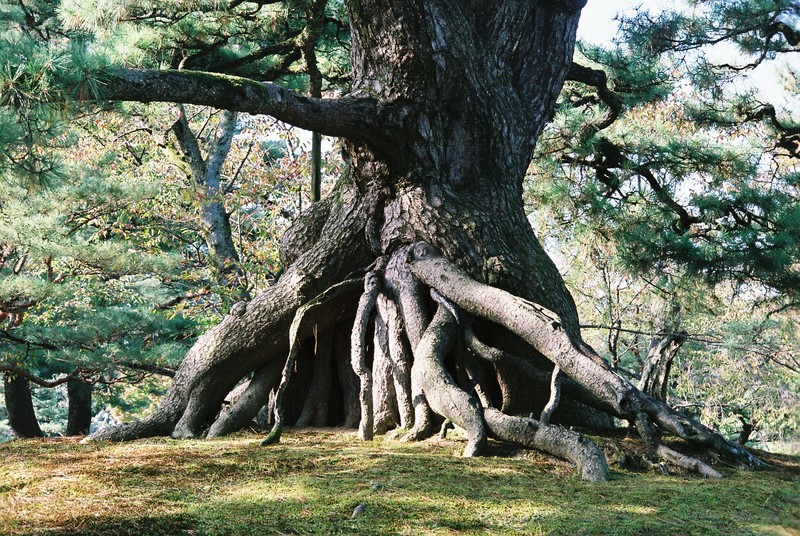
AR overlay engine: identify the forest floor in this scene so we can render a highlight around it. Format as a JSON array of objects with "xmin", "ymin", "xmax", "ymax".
[{"xmin": 0, "ymin": 428, "xmax": 797, "ymax": 535}]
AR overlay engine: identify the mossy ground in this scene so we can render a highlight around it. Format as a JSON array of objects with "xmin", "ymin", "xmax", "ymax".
[{"xmin": 0, "ymin": 429, "xmax": 797, "ymax": 535}]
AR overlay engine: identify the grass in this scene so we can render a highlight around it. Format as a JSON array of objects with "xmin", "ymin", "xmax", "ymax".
[{"xmin": 0, "ymin": 429, "xmax": 797, "ymax": 535}]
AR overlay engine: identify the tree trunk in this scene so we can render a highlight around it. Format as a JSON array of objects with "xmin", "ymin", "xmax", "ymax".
[
  {"xmin": 88, "ymin": 0, "xmax": 762, "ymax": 479},
  {"xmin": 66, "ymin": 380, "xmax": 92, "ymax": 436},
  {"xmin": 4, "ymin": 373, "xmax": 44, "ymax": 438}
]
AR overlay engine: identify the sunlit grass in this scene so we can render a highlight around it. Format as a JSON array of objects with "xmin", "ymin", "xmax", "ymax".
[{"xmin": 0, "ymin": 429, "xmax": 797, "ymax": 535}]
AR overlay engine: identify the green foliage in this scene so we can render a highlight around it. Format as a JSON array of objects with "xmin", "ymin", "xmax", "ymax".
[
  {"xmin": 536, "ymin": 0, "xmax": 800, "ymax": 299},
  {"xmin": 0, "ymin": 87, "xmax": 340, "ymax": 435},
  {"xmin": 527, "ymin": 0, "xmax": 799, "ymax": 447}
]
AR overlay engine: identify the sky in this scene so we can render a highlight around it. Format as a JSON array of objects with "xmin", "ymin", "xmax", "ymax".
[{"xmin": 577, "ymin": 0, "xmax": 648, "ymax": 43}]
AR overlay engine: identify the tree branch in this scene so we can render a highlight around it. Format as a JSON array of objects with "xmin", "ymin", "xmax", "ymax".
[
  {"xmin": 566, "ymin": 62, "xmax": 623, "ymax": 133},
  {"xmin": 0, "ymin": 365, "xmax": 81, "ymax": 388},
  {"xmin": 206, "ymin": 110, "xmax": 238, "ymax": 181},
  {"xmin": 117, "ymin": 360, "xmax": 176, "ymax": 378},
  {"xmin": 97, "ymin": 68, "xmax": 379, "ymax": 139},
  {"xmin": 170, "ymin": 105, "xmax": 206, "ymax": 179}
]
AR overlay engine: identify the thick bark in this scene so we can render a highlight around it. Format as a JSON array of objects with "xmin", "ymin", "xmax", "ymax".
[
  {"xmin": 88, "ymin": 181, "xmax": 373, "ymax": 441},
  {"xmin": 483, "ymin": 408, "xmax": 607, "ymax": 482},
  {"xmin": 66, "ymin": 380, "xmax": 92, "ymax": 436},
  {"xmin": 407, "ymin": 244, "xmax": 762, "ymax": 469},
  {"xmin": 540, "ymin": 366, "xmax": 561, "ymax": 425},
  {"xmin": 264, "ymin": 277, "xmax": 365, "ymax": 445},
  {"xmin": 351, "ymin": 270, "xmax": 382, "ymax": 441},
  {"xmin": 378, "ymin": 294, "xmax": 414, "ymax": 429},
  {"xmin": 412, "ymin": 300, "xmax": 487, "ymax": 457},
  {"xmin": 371, "ymin": 303, "xmax": 401, "ymax": 434},
  {"xmin": 207, "ymin": 358, "xmax": 283, "ymax": 437},
  {"xmin": 4, "ymin": 374, "xmax": 44, "ymax": 438}
]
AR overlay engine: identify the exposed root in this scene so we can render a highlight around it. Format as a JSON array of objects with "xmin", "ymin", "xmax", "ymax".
[
  {"xmin": 384, "ymin": 247, "xmax": 435, "ymax": 442},
  {"xmin": 207, "ymin": 359, "xmax": 283, "ymax": 438},
  {"xmin": 407, "ymin": 242, "xmax": 630, "ymax": 412},
  {"xmin": 459, "ymin": 339, "xmax": 492, "ymax": 409},
  {"xmin": 439, "ymin": 419, "xmax": 454, "ymax": 439},
  {"xmin": 634, "ymin": 411, "xmax": 721, "ymax": 478},
  {"xmin": 463, "ymin": 312, "xmax": 611, "ymax": 415},
  {"xmin": 409, "ymin": 299, "xmax": 487, "ymax": 457},
  {"xmin": 407, "ymin": 241, "xmax": 762, "ymax": 470},
  {"xmin": 643, "ymin": 398, "xmax": 766, "ymax": 469},
  {"xmin": 379, "ymin": 295, "xmax": 414, "ymax": 429},
  {"xmin": 372, "ymin": 302, "xmax": 401, "ymax": 434},
  {"xmin": 540, "ymin": 365, "xmax": 561, "ymax": 425},
  {"xmin": 82, "ymin": 409, "xmax": 179, "ymax": 443},
  {"xmin": 351, "ymin": 267, "xmax": 384, "ymax": 441},
  {"xmin": 483, "ymin": 408, "xmax": 608, "ymax": 482},
  {"xmin": 656, "ymin": 444, "xmax": 722, "ymax": 478},
  {"xmin": 263, "ymin": 278, "xmax": 365, "ymax": 446}
]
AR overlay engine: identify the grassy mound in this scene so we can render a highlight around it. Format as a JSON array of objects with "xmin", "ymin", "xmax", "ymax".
[{"xmin": 0, "ymin": 429, "xmax": 797, "ymax": 535}]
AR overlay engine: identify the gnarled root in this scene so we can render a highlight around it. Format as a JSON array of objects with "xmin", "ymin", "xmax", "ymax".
[
  {"xmin": 208, "ymin": 359, "xmax": 283, "ymax": 438},
  {"xmin": 411, "ymin": 298, "xmax": 487, "ymax": 457},
  {"xmin": 264, "ymin": 278, "xmax": 365, "ymax": 446},
  {"xmin": 87, "ymin": 181, "xmax": 373, "ymax": 442},
  {"xmin": 406, "ymin": 241, "xmax": 762, "ymax": 473},
  {"xmin": 351, "ymin": 268, "xmax": 383, "ymax": 441},
  {"xmin": 377, "ymin": 294, "xmax": 414, "ymax": 429},
  {"xmin": 634, "ymin": 411, "xmax": 721, "ymax": 478},
  {"xmin": 484, "ymin": 408, "xmax": 608, "ymax": 482}
]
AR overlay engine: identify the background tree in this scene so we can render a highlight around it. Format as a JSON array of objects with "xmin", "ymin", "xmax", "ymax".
[{"xmin": 0, "ymin": 96, "xmax": 333, "ymax": 439}]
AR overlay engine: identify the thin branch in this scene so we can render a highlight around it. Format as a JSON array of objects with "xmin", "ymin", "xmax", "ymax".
[
  {"xmin": 116, "ymin": 360, "xmax": 176, "ymax": 378},
  {"xmin": 0, "ymin": 365, "xmax": 81, "ymax": 388}
]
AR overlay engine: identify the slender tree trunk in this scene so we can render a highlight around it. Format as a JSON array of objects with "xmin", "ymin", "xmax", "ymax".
[
  {"xmin": 4, "ymin": 373, "xmax": 44, "ymax": 438},
  {"xmin": 170, "ymin": 107, "xmax": 248, "ymax": 297},
  {"xmin": 66, "ymin": 380, "xmax": 92, "ymax": 436}
]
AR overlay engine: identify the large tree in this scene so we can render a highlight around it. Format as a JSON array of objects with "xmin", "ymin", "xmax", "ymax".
[{"xmin": 5, "ymin": 0, "xmax": 788, "ymax": 480}]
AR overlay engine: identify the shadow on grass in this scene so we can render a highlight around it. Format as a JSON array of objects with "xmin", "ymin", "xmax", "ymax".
[{"xmin": 5, "ymin": 514, "xmax": 196, "ymax": 536}]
